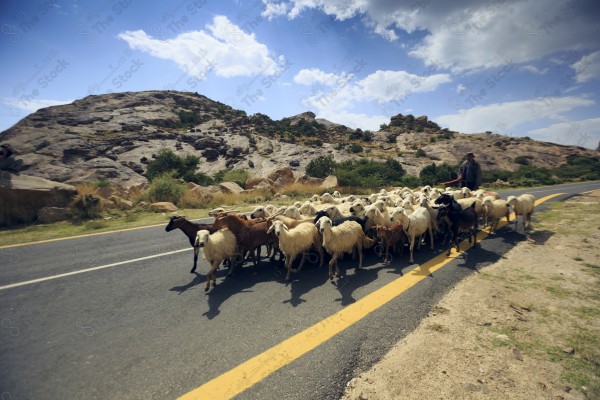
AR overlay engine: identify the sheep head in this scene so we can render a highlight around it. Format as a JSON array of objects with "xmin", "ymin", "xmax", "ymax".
[
  {"xmin": 317, "ymin": 216, "xmax": 332, "ymax": 234},
  {"xmin": 506, "ymin": 196, "xmax": 517, "ymax": 206},
  {"xmin": 195, "ymin": 230, "xmax": 211, "ymax": 247}
]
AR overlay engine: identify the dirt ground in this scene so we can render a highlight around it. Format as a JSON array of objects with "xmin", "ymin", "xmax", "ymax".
[{"xmin": 342, "ymin": 191, "xmax": 600, "ymax": 400}]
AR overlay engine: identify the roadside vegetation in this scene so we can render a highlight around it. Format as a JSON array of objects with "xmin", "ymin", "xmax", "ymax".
[{"xmin": 2, "ymin": 150, "xmax": 599, "ymax": 246}]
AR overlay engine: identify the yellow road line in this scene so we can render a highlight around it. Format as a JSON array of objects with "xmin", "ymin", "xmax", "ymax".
[{"xmin": 179, "ymin": 192, "xmax": 565, "ymax": 400}]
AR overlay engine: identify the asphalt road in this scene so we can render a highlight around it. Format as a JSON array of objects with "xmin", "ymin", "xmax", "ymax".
[{"xmin": 1, "ymin": 181, "xmax": 598, "ymax": 400}]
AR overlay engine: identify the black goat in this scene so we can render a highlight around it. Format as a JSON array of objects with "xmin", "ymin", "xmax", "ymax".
[
  {"xmin": 313, "ymin": 210, "xmax": 367, "ymax": 232},
  {"xmin": 435, "ymin": 194, "xmax": 478, "ymax": 256}
]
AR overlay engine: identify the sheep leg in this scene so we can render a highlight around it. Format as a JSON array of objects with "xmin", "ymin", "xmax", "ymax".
[
  {"xmin": 285, "ymin": 255, "xmax": 296, "ymax": 281},
  {"xmin": 384, "ymin": 243, "xmax": 390, "ymax": 263},
  {"xmin": 296, "ymin": 252, "xmax": 308, "ymax": 273},
  {"xmin": 205, "ymin": 261, "xmax": 218, "ymax": 292},
  {"xmin": 357, "ymin": 244, "xmax": 364, "ymax": 269},
  {"xmin": 409, "ymin": 236, "xmax": 415, "ymax": 264},
  {"xmin": 428, "ymin": 226, "xmax": 434, "ymax": 250},
  {"xmin": 191, "ymin": 247, "xmax": 199, "ymax": 274},
  {"xmin": 328, "ymin": 256, "xmax": 337, "ymax": 280},
  {"xmin": 315, "ymin": 240, "xmax": 324, "ymax": 268}
]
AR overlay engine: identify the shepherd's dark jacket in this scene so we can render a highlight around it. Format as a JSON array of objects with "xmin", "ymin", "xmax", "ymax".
[{"xmin": 459, "ymin": 160, "xmax": 482, "ymax": 187}]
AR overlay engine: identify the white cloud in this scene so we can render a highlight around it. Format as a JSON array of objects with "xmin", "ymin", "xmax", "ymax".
[
  {"xmin": 3, "ymin": 98, "xmax": 72, "ymax": 113},
  {"xmin": 357, "ymin": 70, "xmax": 451, "ymax": 101},
  {"xmin": 294, "ymin": 67, "xmax": 450, "ymax": 130},
  {"xmin": 521, "ymin": 65, "xmax": 549, "ymax": 74},
  {"xmin": 294, "ymin": 68, "xmax": 450, "ymax": 103},
  {"xmin": 317, "ymin": 110, "xmax": 389, "ymax": 131},
  {"xmin": 435, "ymin": 95, "xmax": 595, "ymax": 133},
  {"xmin": 527, "ymin": 117, "xmax": 600, "ymax": 149},
  {"xmin": 264, "ymin": 0, "xmax": 600, "ymax": 72},
  {"xmin": 293, "ymin": 68, "xmax": 342, "ymax": 86},
  {"xmin": 456, "ymin": 84, "xmax": 466, "ymax": 93},
  {"xmin": 118, "ymin": 15, "xmax": 282, "ymax": 79},
  {"xmin": 572, "ymin": 51, "xmax": 600, "ymax": 83}
]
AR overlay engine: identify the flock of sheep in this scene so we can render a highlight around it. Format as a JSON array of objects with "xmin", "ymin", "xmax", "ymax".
[{"xmin": 166, "ymin": 186, "xmax": 536, "ymax": 292}]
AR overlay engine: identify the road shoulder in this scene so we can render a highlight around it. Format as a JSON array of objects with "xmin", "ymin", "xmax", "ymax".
[{"xmin": 341, "ymin": 191, "xmax": 600, "ymax": 400}]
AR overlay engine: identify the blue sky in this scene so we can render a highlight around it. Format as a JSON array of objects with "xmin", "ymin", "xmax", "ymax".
[{"xmin": 1, "ymin": 0, "xmax": 599, "ymax": 149}]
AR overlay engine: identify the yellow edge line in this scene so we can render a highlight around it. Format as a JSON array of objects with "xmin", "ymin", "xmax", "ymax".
[{"xmin": 179, "ymin": 192, "xmax": 565, "ymax": 400}]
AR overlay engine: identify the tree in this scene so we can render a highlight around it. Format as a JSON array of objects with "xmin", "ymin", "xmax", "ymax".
[
  {"xmin": 306, "ymin": 155, "xmax": 335, "ymax": 178},
  {"xmin": 145, "ymin": 148, "xmax": 212, "ymax": 185}
]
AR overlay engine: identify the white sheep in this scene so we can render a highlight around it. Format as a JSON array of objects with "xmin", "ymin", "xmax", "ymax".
[
  {"xmin": 457, "ymin": 198, "xmax": 483, "ymax": 217},
  {"xmin": 267, "ymin": 220, "xmax": 323, "ymax": 281},
  {"xmin": 429, "ymin": 188, "xmax": 442, "ymax": 200},
  {"xmin": 461, "ymin": 187, "xmax": 473, "ymax": 198},
  {"xmin": 317, "ymin": 217, "xmax": 374, "ymax": 280},
  {"xmin": 340, "ymin": 194, "xmax": 356, "ymax": 204},
  {"xmin": 391, "ymin": 207, "xmax": 433, "ymax": 264},
  {"xmin": 367, "ymin": 193, "xmax": 379, "ymax": 204},
  {"xmin": 482, "ymin": 198, "xmax": 510, "ymax": 233},
  {"xmin": 419, "ymin": 197, "xmax": 440, "ymax": 234},
  {"xmin": 250, "ymin": 205, "xmax": 271, "ymax": 219},
  {"xmin": 320, "ymin": 192, "xmax": 339, "ymax": 204},
  {"xmin": 321, "ymin": 205, "xmax": 345, "ymax": 220},
  {"xmin": 283, "ymin": 205, "xmax": 303, "ymax": 219},
  {"xmin": 507, "ymin": 194, "xmax": 536, "ymax": 232},
  {"xmin": 332, "ymin": 190, "xmax": 342, "ymax": 198},
  {"xmin": 364, "ymin": 204, "xmax": 390, "ymax": 229},
  {"xmin": 299, "ymin": 201, "xmax": 318, "ymax": 216},
  {"xmin": 309, "ymin": 194, "xmax": 320, "ymax": 203},
  {"xmin": 349, "ymin": 201, "xmax": 366, "ymax": 217},
  {"xmin": 194, "ymin": 229, "xmax": 239, "ymax": 292}
]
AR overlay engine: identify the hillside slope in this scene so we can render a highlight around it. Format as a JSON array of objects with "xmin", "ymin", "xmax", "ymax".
[{"xmin": 1, "ymin": 90, "xmax": 596, "ymax": 187}]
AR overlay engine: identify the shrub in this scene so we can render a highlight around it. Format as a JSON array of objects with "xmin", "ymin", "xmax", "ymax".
[
  {"xmin": 145, "ymin": 148, "xmax": 213, "ymax": 185},
  {"xmin": 349, "ymin": 129, "xmax": 363, "ymax": 140},
  {"xmin": 380, "ymin": 123, "xmax": 389, "ymax": 130},
  {"xmin": 387, "ymin": 134, "xmax": 398, "ymax": 143},
  {"xmin": 70, "ymin": 193, "xmax": 103, "ymax": 220},
  {"xmin": 419, "ymin": 162, "xmax": 458, "ymax": 186},
  {"xmin": 334, "ymin": 158, "xmax": 405, "ymax": 187},
  {"xmin": 306, "ymin": 155, "xmax": 335, "ymax": 178},
  {"xmin": 349, "ymin": 144, "xmax": 363, "ymax": 153},
  {"xmin": 177, "ymin": 110, "xmax": 206, "ymax": 127},
  {"xmin": 216, "ymin": 169, "xmax": 250, "ymax": 187},
  {"xmin": 142, "ymin": 173, "xmax": 186, "ymax": 204},
  {"xmin": 514, "ymin": 155, "xmax": 530, "ymax": 165},
  {"xmin": 415, "ymin": 148, "xmax": 427, "ymax": 157},
  {"xmin": 362, "ymin": 131, "xmax": 373, "ymax": 142}
]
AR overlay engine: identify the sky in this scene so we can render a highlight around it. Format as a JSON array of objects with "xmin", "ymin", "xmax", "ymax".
[{"xmin": 1, "ymin": 0, "xmax": 599, "ymax": 149}]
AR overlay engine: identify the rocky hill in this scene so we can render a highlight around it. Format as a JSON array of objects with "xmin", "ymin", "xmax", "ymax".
[{"xmin": 0, "ymin": 90, "xmax": 596, "ymax": 187}]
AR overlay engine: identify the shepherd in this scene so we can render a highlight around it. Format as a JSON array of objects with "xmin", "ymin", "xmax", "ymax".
[{"xmin": 458, "ymin": 152, "xmax": 482, "ymax": 190}]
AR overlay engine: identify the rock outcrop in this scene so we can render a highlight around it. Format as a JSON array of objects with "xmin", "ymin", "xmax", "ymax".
[
  {"xmin": 1, "ymin": 90, "xmax": 597, "ymax": 187},
  {"xmin": 0, "ymin": 173, "xmax": 77, "ymax": 226}
]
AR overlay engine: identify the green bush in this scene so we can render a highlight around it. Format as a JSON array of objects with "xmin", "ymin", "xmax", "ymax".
[
  {"xmin": 419, "ymin": 162, "xmax": 459, "ymax": 186},
  {"xmin": 334, "ymin": 158, "xmax": 405, "ymax": 187},
  {"xmin": 349, "ymin": 144, "xmax": 363, "ymax": 153},
  {"xmin": 514, "ymin": 155, "xmax": 530, "ymax": 165},
  {"xmin": 214, "ymin": 169, "xmax": 250, "ymax": 187},
  {"xmin": 362, "ymin": 131, "xmax": 373, "ymax": 142},
  {"xmin": 510, "ymin": 165, "xmax": 556, "ymax": 186},
  {"xmin": 70, "ymin": 194, "xmax": 103, "ymax": 220},
  {"xmin": 380, "ymin": 123, "xmax": 389, "ymax": 130},
  {"xmin": 177, "ymin": 110, "xmax": 206, "ymax": 127},
  {"xmin": 387, "ymin": 134, "xmax": 398, "ymax": 143},
  {"xmin": 145, "ymin": 148, "xmax": 213, "ymax": 185},
  {"xmin": 415, "ymin": 148, "xmax": 427, "ymax": 157},
  {"xmin": 306, "ymin": 155, "xmax": 335, "ymax": 178},
  {"xmin": 143, "ymin": 173, "xmax": 186, "ymax": 204}
]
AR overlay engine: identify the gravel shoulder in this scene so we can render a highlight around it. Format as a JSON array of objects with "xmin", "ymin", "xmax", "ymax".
[{"xmin": 342, "ymin": 191, "xmax": 600, "ymax": 400}]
